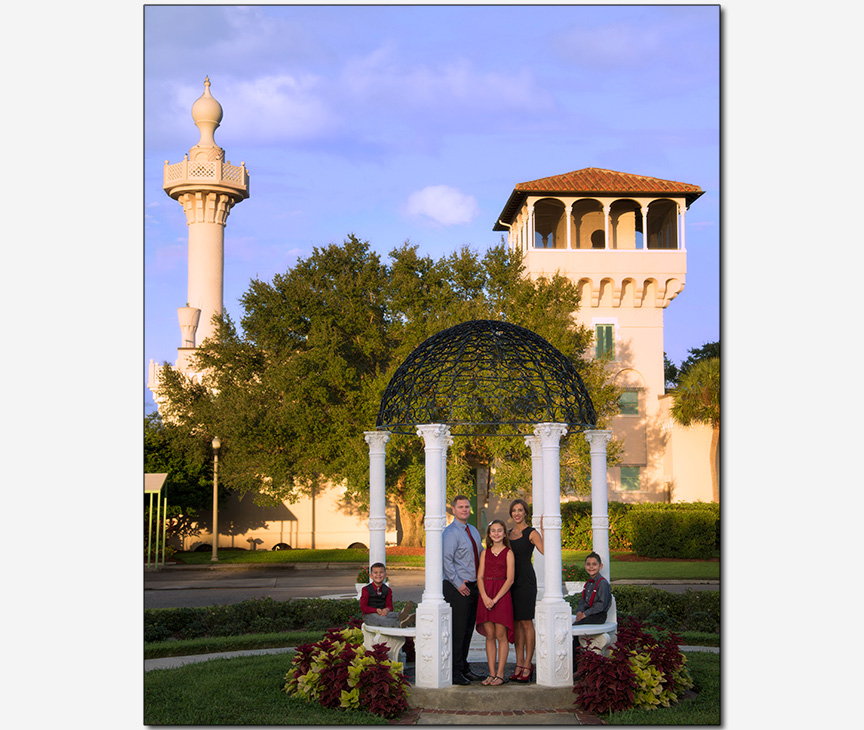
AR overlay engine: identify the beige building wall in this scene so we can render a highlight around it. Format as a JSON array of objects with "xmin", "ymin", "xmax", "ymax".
[
  {"xmin": 182, "ymin": 481, "xmax": 399, "ymax": 552},
  {"xmin": 658, "ymin": 394, "xmax": 714, "ymax": 503}
]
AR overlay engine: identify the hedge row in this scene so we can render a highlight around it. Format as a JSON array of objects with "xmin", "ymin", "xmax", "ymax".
[
  {"xmin": 146, "ymin": 590, "xmax": 719, "ymax": 644},
  {"xmin": 144, "ymin": 597, "xmax": 365, "ymax": 643},
  {"xmin": 560, "ymin": 501, "xmax": 719, "ymax": 559},
  {"xmin": 565, "ymin": 585, "xmax": 720, "ymax": 633}
]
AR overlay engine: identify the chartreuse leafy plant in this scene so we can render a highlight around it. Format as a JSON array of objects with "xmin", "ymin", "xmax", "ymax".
[
  {"xmin": 284, "ymin": 624, "xmax": 409, "ymax": 720},
  {"xmin": 574, "ymin": 616, "xmax": 693, "ymax": 715}
]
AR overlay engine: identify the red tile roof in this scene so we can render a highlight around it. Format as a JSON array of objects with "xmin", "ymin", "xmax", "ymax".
[
  {"xmin": 515, "ymin": 168, "xmax": 702, "ymax": 195},
  {"xmin": 494, "ymin": 168, "xmax": 703, "ymax": 230}
]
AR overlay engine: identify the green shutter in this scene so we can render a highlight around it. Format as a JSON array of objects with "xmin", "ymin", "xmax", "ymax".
[{"xmin": 596, "ymin": 324, "xmax": 614, "ymax": 358}]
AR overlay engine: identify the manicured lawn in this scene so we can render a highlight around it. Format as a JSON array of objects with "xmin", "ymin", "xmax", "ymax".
[
  {"xmin": 174, "ymin": 547, "xmax": 718, "ymax": 579},
  {"xmin": 144, "ymin": 652, "xmax": 387, "ymax": 725},
  {"xmin": 145, "ymin": 630, "xmax": 326, "ymax": 659},
  {"xmin": 144, "ymin": 648, "xmax": 719, "ymax": 725},
  {"xmin": 174, "ymin": 547, "xmax": 424, "ymax": 567}
]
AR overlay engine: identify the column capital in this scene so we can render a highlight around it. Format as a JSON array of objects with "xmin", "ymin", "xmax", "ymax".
[
  {"xmin": 534, "ymin": 422, "xmax": 568, "ymax": 446},
  {"xmin": 364, "ymin": 430, "xmax": 391, "ymax": 450},
  {"xmin": 584, "ymin": 429, "xmax": 612, "ymax": 452},
  {"xmin": 416, "ymin": 423, "xmax": 451, "ymax": 446},
  {"xmin": 523, "ymin": 433, "xmax": 541, "ymax": 454}
]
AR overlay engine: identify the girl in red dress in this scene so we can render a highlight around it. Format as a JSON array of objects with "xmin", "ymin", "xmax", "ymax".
[{"xmin": 475, "ymin": 519, "xmax": 515, "ymax": 685}]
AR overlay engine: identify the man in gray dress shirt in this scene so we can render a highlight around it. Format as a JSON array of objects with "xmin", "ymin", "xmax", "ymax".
[{"xmin": 442, "ymin": 494, "xmax": 486, "ymax": 684}]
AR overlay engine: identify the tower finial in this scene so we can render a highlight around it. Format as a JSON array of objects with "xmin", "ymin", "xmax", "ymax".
[{"xmin": 190, "ymin": 76, "xmax": 223, "ymax": 153}]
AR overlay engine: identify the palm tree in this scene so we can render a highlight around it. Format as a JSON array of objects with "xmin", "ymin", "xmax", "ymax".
[{"xmin": 670, "ymin": 357, "xmax": 720, "ymax": 502}]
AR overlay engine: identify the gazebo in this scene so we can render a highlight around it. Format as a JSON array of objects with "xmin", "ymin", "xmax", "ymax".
[{"xmin": 363, "ymin": 320, "xmax": 612, "ymax": 688}]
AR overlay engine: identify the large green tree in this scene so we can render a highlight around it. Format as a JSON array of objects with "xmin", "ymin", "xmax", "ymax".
[
  {"xmin": 670, "ymin": 356, "xmax": 720, "ymax": 503},
  {"xmin": 144, "ymin": 411, "xmax": 215, "ymax": 540},
  {"xmin": 156, "ymin": 236, "xmax": 621, "ymax": 545}
]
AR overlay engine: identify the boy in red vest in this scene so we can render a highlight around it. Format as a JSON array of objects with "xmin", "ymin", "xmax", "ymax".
[{"xmin": 360, "ymin": 562, "xmax": 415, "ymax": 627}]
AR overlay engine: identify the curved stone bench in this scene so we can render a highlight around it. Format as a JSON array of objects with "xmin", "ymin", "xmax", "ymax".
[
  {"xmin": 360, "ymin": 623, "xmax": 416, "ymax": 662},
  {"xmin": 571, "ymin": 595, "xmax": 618, "ymax": 656}
]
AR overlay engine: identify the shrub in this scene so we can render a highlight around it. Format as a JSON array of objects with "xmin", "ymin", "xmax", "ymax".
[
  {"xmin": 144, "ymin": 597, "xmax": 363, "ymax": 641},
  {"xmin": 628, "ymin": 508, "xmax": 716, "ymax": 559},
  {"xmin": 574, "ymin": 616, "xmax": 693, "ymax": 715},
  {"xmin": 561, "ymin": 501, "xmax": 632, "ymax": 551},
  {"xmin": 559, "ymin": 500, "xmax": 719, "ymax": 557},
  {"xmin": 605, "ymin": 586, "xmax": 720, "ymax": 633},
  {"xmin": 562, "ymin": 563, "xmax": 590, "ymax": 581},
  {"xmin": 284, "ymin": 625, "xmax": 409, "ymax": 719}
]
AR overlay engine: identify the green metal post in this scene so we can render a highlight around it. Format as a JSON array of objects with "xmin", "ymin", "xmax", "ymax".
[
  {"xmin": 155, "ymin": 489, "xmax": 162, "ymax": 567},
  {"xmin": 162, "ymin": 496, "xmax": 168, "ymax": 567},
  {"xmin": 147, "ymin": 492, "xmax": 154, "ymax": 568}
]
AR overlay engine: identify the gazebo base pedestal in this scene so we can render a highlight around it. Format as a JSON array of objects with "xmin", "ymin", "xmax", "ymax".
[
  {"xmin": 534, "ymin": 600, "xmax": 575, "ymax": 687},
  {"xmin": 414, "ymin": 600, "xmax": 453, "ymax": 688}
]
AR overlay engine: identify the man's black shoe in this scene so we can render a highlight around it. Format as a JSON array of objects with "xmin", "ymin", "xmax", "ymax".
[
  {"xmin": 463, "ymin": 670, "xmax": 486, "ymax": 682},
  {"xmin": 452, "ymin": 673, "xmax": 471, "ymax": 686}
]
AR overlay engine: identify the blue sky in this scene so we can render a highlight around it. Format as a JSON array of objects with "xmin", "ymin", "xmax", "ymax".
[{"xmin": 144, "ymin": 4, "xmax": 720, "ymax": 411}]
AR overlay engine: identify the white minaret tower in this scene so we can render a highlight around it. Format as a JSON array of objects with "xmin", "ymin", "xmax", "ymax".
[{"xmin": 161, "ymin": 77, "xmax": 250, "ymax": 375}]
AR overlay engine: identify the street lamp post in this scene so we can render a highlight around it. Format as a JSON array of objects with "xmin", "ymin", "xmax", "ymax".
[{"xmin": 211, "ymin": 437, "xmax": 221, "ymax": 562}]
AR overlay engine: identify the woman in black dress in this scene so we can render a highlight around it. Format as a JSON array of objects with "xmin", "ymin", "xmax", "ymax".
[{"xmin": 507, "ymin": 498, "xmax": 544, "ymax": 682}]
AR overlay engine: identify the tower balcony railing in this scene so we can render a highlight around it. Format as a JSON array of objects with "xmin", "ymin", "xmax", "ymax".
[{"xmin": 163, "ymin": 159, "xmax": 249, "ymax": 194}]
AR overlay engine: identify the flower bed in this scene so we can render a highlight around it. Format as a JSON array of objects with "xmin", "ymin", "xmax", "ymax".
[
  {"xmin": 283, "ymin": 621, "xmax": 409, "ymax": 720},
  {"xmin": 574, "ymin": 616, "xmax": 694, "ymax": 715}
]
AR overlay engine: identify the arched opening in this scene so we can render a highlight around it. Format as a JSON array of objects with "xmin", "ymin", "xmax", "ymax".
[
  {"xmin": 533, "ymin": 198, "xmax": 566, "ymax": 249},
  {"xmin": 646, "ymin": 199, "xmax": 679, "ymax": 249}
]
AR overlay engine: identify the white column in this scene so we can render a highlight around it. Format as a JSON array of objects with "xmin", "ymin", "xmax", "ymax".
[
  {"xmin": 415, "ymin": 424, "xmax": 453, "ymax": 688},
  {"xmin": 679, "ymin": 203, "xmax": 686, "ymax": 251},
  {"xmin": 364, "ymin": 431, "xmax": 390, "ymax": 570},
  {"xmin": 524, "ymin": 433, "xmax": 545, "ymax": 598},
  {"xmin": 565, "ymin": 204, "xmax": 573, "ymax": 250},
  {"xmin": 603, "ymin": 204, "xmax": 611, "ymax": 249},
  {"xmin": 641, "ymin": 205, "xmax": 649, "ymax": 250},
  {"xmin": 528, "ymin": 205, "xmax": 535, "ymax": 249},
  {"xmin": 533, "ymin": 422, "xmax": 572, "ymax": 688},
  {"xmin": 585, "ymin": 430, "xmax": 613, "ymax": 581}
]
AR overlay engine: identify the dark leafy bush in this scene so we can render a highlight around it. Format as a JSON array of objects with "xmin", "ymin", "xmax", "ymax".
[
  {"xmin": 284, "ymin": 625, "xmax": 409, "ymax": 719},
  {"xmin": 574, "ymin": 616, "xmax": 694, "ymax": 714}
]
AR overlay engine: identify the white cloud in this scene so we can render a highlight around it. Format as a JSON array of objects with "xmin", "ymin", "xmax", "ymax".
[{"xmin": 404, "ymin": 185, "xmax": 479, "ymax": 226}]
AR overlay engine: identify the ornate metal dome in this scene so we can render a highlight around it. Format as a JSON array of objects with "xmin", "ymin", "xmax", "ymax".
[{"xmin": 376, "ymin": 320, "xmax": 597, "ymax": 436}]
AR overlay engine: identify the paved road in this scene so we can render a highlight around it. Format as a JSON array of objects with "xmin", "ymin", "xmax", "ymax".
[{"xmin": 144, "ymin": 566, "xmax": 717, "ymax": 609}]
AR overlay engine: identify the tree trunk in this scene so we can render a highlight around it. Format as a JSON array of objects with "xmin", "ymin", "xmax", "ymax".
[
  {"xmin": 395, "ymin": 498, "xmax": 425, "ymax": 547},
  {"xmin": 710, "ymin": 425, "xmax": 720, "ymax": 503}
]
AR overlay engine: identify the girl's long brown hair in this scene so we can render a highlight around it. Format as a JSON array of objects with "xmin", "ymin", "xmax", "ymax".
[{"xmin": 485, "ymin": 519, "xmax": 511, "ymax": 550}]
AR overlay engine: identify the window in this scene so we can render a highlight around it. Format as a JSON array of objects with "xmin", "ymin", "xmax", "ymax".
[
  {"xmin": 620, "ymin": 466, "xmax": 640, "ymax": 491},
  {"xmin": 595, "ymin": 323, "xmax": 614, "ymax": 358},
  {"xmin": 618, "ymin": 390, "xmax": 638, "ymax": 416}
]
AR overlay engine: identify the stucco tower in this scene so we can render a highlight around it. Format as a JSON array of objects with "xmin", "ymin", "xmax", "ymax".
[
  {"xmin": 162, "ymin": 77, "xmax": 250, "ymax": 375},
  {"xmin": 494, "ymin": 168, "xmax": 704, "ymax": 502}
]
